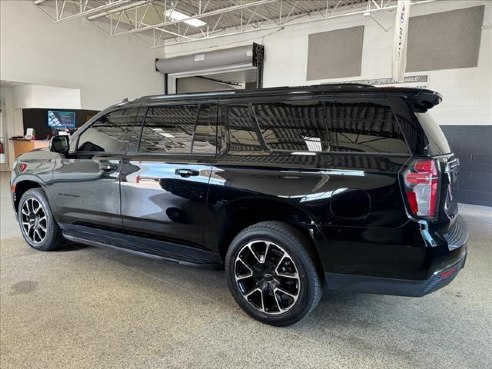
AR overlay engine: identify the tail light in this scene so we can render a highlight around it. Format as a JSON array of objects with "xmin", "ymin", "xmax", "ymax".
[{"xmin": 403, "ymin": 159, "xmax": 439, "ymax": 218}]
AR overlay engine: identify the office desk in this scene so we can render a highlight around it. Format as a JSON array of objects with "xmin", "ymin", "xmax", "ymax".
[{"xmin": 11, "ymin": 140, "xmax": 50, "ymax": 158}]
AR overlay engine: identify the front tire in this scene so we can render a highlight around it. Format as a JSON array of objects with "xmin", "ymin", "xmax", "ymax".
[
  {"xmin": 18, "ymin": 188, "xmax": 64, "ymax": 251},
  {"xmin": 225, "ymin": 221, "xmax": 322, "ymax": 326}
]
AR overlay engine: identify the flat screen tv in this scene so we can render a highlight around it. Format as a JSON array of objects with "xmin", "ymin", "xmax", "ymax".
[{"xmin": 47, "ymin": 111, "xmax": 76, "ymax": 129}]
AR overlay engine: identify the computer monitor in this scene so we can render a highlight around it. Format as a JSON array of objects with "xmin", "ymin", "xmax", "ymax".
[{"xmin": 47, "ymin": 111, "xmax": 76, "ymax": 129}]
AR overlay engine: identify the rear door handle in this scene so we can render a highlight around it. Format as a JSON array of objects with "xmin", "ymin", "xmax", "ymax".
[
  {"xmin": 100, "ymin": 164, "xmax": 117, "ymax": 172},
  {"xmin": 175, "ymin": 168, "xmax": 199, "ymax": 178}
]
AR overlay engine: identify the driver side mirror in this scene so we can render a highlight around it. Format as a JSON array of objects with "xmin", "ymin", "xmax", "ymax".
[{"xmin": 50, "ymin": 135, "xmax": 70, "ymax": 155}]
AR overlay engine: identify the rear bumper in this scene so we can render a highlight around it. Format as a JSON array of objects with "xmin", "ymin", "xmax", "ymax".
[{"xmin": 325, "ymin": 243, "xmax": 467, "ymax": 297}]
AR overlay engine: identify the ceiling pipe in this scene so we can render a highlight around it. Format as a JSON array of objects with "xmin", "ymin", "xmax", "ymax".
[{"xmin": 38, "ymin": 0, "xmax": 137, "ymax": 23}]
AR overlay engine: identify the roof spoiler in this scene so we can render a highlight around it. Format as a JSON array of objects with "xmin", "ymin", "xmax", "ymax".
[{"xmin": 408, "ymin": 90, "xmax": 443, "ymax": 112}]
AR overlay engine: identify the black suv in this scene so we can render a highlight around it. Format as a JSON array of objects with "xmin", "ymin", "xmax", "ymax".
[{"xmin": 11, "ymin": 84, "xmax": 468, "ymax": 326}]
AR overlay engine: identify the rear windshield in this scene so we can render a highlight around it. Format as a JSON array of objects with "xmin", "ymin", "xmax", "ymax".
[
  {"xmin": 253, "ymin": 100, "xmax": 409, "ymax": 154},
  {"xmin": 415, "ymin": 112, "xmax": 451, "ymax": 155}
]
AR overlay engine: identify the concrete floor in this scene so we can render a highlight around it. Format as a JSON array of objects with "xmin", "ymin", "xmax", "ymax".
[{"xmin": 1, "ymin": 172, "xmax": 491, "ymax": 369}]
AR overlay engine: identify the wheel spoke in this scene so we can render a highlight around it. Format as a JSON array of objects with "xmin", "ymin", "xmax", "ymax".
[
  {"xmin": 260, "ymin": 242, "xmax": 271, "ymax": 263},
  {"xmin": 247, "ymin": 244, "xmax": 261, "ymax": 264},
  {"xmin": 276, "ymin": 271, "xmax": 299, "ymax": 279},
  {"xmin": 244, "ymin": 287, "xmax": 261, "ymax": 298},
  {"xmin": 34, "ymin": 229, "xmax": 42, "ymax": 242},
  {"xmin": 235, "ymin": 259, "xmax": 253, "ymax": 281},
  {"xmin": 22, "ymin": 208, "xmax": 29, "ymax": 216},
  {"xmin": 274, "ymin": 286, "xmax": 297, "ymax": 300},
  {"xmin": 38, "ymin": 223, "xmax": 47, "ymax": 232},
  {"xmin": 274, "ymin": 254, "xmax": 287, "ymax": 272},
  {"xmin": 273, "ymin": 292, "xmax": 286, "ymax": 313},
  {"xmin": 237, "ymin": 254, "xmax": 254, "ymax": 271}
]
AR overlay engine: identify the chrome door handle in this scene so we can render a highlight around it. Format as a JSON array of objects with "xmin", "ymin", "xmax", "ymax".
[
  {"xmin": 100, "ymin": 164, "xmax": 116, "ymax": 172},
  {"xmin": 175, "ymin": 168, "xmax": 199, "ymax": 178}
]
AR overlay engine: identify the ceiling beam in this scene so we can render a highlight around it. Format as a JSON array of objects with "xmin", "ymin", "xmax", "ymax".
[
  {"xmin": 86, "ymin": 0, "xmax": 153, "ymax": 21},
  {"xmin": 110, "ymin": 0, "xmax": 278, "ymax": 37},
  {"xmin": 33, "ymin": 0, "xmax": 145, "ymax": 22}
]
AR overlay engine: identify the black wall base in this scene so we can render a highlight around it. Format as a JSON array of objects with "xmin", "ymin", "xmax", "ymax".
[{"xmin": 441, "ymin": 125, "xmax": 492, "ymax": 207}]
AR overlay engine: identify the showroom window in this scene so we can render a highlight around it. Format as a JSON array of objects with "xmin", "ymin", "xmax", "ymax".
[
  {"xmin": 77, "ymin": 108, "xmax": 140, "ymax": 153},
  {"xmin": 138, "ymin": 104, "xmax": 218, "ymax": 154},
  {"xmin": 253, "ymin": 100, "xmax": 409, "ymax": 154},
  {"xmin": 226, "ymin": 104, "xmax": 262, "ymax": 152}
]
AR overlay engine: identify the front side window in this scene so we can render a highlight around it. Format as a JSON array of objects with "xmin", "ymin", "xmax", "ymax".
[
  {"xmin": 254, "ymin": 100, "xmax": 409, "ymax": 154},
  {"xmin": 138, "ymin": 104, "xmax": 218, "ymax": 154},
  {"xmin": 77, "ymin": 108, "xmax": 139, "ymax": 153}
]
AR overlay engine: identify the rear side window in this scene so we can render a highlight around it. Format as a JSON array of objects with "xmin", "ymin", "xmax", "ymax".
[
  {"xmin": 226, "ymin": 104, "xmax": 262, "ymax": 151},
  {"xmin": 138, "ymin": 103, "xmax": 218, "ymax": 154},
  {"xmin": 415, "ymin": 112, "xmax": 451, "ymax": 155},
  {"xmin": 253, "ymin": 100, "xmax": 409, "ymax": 154}
]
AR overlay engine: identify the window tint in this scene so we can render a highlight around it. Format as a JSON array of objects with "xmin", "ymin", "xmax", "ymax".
[
  {"xmin": 138, "ymin": 104, "xmax": 218, "ymax": 154},
  {"xmin": 227, "ymin": 104, "xmax": 262, "ymax": 151},
  {"xmin": 193, "ymin": 104, "xmax": 219, "ymax": 154},
  {"xmin": 78, "ymin": 108, "xmax": 139, "ymax": 153},
  {"xmin": 254, "ymin": 100, "xmax": 409, "ymax": 154},
  {"xmin": 415, "ymin": 112, "xmax": 451, "ymax": 155}
]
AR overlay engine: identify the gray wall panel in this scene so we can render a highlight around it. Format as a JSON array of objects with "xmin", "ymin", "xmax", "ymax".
[
  {"xmin": 441, "ymin": 125, "xmax": 492, "ymax": 207},
  {"xmin": 407, "ymin": 6, "xmax": 484, "ymax": 72},
  {"xmin": 307, "ymin": 26, "xmax": 364, "ymax": 80}
]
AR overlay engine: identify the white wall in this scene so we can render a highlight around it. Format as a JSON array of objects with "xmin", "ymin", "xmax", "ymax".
[
  {"xmin": 0, "ymin": 86, "xmax": 22, "ymax": 171},
  {"xmin": 0, "ymin": 0, "xmax": 162, "ymax": 111},
  {"xmin": 12, "ymin": 85, "xmax": 81, "ymax": 109},
  {"xmin": 157, "ymin": 0, "xmax": 491, "ymax": 126}
]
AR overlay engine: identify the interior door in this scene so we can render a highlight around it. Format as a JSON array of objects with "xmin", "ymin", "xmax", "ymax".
[
  {"xmin": 120, "ymin": 101, "xmax": 219, "ymax": 248},
  {"xmin": 51, "ymin": 107, "xmax": 143, "ymax": 232}
]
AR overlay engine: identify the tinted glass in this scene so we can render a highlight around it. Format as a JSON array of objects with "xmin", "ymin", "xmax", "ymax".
[
  {"xmin": 254, "ymin": 100, "xmax": 409, "ymax": 154},
  {"xmin": 227, "ymin": 104, "xmax": 262, "ymax": 151},
  {"xmin": 415, "ymin": 112, "xmax": 451, "ymax": 155},
  {"xmin": 193, "ymin": 104, "xmax": 219, "ymax": 154},
  {"xmin": 138, "ymin": 104, "xmax": 218, "ymax": 154},
  {"xmin": 77, "ymin": 108, "xmax": 139, "ymax": 153}
]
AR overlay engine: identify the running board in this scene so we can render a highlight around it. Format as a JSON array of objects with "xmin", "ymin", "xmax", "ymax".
[{"xmin": 62, "ymin": 230, "xmax": 222, "ymax": 269}]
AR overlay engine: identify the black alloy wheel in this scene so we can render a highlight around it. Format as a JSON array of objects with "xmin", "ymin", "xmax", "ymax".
[
  {"xmin": 18, "ymin": 188, "xmax": 64, "ymax": 251},
  {"xmin": 226, "ymin": 221, "xmax": 322, "ymax": 326}
]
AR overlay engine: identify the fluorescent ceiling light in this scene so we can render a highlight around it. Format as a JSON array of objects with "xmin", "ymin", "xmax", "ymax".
[{"xmin": 165, "ymin": 10, "xmax": 206, "ymax": 27}]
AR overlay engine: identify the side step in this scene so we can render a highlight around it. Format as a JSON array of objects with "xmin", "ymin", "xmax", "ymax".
[{"xmin": 62, "ymin": 229, "xmax": 222, "ymax": 269}]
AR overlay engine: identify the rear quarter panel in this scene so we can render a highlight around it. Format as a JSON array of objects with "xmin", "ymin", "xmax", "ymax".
[{"xmin": 206, "ymin": 151, "xmax": 422, "ymax": 278}]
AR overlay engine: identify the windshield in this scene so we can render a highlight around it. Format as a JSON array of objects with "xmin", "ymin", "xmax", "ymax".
[{"xmin": 415, "ymin": 112, "xmax": 451, "ymax": 155}]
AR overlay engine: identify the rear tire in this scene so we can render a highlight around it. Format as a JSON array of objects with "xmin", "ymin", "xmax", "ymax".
[
  {"xmin": 18, "ymin": 188, "xmax": 64, "ymax": 251},
  {"xmin": 225, "ymin": 221, "xmax": 322, "ymax": 326}
]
